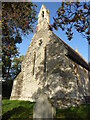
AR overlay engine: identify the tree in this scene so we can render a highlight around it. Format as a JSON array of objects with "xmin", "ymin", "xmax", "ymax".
[
  {"xmin": 2, "ymin": 2, "xmax": 37, "ymax": 80},
  {"xmin": 11, "ymin": 55, "xmax": 24, "ymax": 80},
  {"xmin": 51, "ymin": 2, "xmax": 90, "ymax": 44},
  {"xmin": 2, "ymin": 55, "xmax": 24, "ymax": 99},
  {"xmin": 2, "ymin": 2, "xmax": 37, "ymax": 37},
  {"xmin": 2, "ymin": 35, "xmax": 20, "ymax": 80}
]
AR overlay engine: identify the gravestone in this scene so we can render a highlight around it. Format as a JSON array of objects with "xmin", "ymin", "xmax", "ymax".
[{"xmin": 33, "ymin": 94, "xmax": 56, "ymax": 119}]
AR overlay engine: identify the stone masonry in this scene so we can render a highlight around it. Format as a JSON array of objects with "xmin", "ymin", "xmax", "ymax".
[{"xmin": 10, "ymin": 5, "xmax": 90, "ymax": 108}]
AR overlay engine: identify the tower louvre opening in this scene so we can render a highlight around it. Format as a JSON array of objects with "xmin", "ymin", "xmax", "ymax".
[{"xmin": 42, "ymin": 11, "xmax": 44, "ymax": 19}]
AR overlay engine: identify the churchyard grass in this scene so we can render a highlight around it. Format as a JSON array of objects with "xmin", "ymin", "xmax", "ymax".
[
  {"xmin": 56, "ymin": 105, "xmax": 90, "ymax": 119},
  {"xmin": 2, "ymin": 100, "xmax": 35, "ymax": 120},
  {"xmin": 2, "ymin": 99, "xmax": 90, "ymax": 120}
]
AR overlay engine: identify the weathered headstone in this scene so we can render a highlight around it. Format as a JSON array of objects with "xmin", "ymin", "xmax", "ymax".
[{"xmin": 33, "ymin": 94, "xmax": 56, "ymax": 119}]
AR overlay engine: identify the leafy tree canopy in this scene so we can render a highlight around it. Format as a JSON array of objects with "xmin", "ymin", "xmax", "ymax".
[
  {"xmin": 2, "ymin": 2, "xmax": 37, "ymax": 37},
  {"xmin": 51, "ymin": 2, "xmax": 90, "ymax": 44},
  {"xmin": 2, "ymin": 2, "xmax": 37, "ymax": 80}
]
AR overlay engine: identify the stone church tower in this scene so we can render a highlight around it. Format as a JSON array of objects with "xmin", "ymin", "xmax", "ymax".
[{"xmin": 11, "ymin": 5, "xmax": 90, "ymax": 108}]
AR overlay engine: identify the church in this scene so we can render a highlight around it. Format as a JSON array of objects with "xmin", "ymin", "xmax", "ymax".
[{"xmin": 10, "ymin": 5, "xmax": 90, "ymax": 108}]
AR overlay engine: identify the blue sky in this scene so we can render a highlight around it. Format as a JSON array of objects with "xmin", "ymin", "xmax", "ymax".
[{"xmin": 17, "ymin": 2, "xmax": 89, "ymax": 62}]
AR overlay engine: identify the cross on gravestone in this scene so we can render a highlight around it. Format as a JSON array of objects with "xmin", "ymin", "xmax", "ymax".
[{"xmin": 33, "ymin": 94, "xmax": 56, "ymax": 119}]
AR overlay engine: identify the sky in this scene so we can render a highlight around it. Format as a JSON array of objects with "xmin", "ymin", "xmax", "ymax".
[{"xmin": 17, "ymin": 2, "xmax": 89, "ymax": 62}]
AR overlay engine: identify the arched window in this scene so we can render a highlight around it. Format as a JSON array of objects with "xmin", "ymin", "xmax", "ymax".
[
  {"xmin": 33, "ymin": 52, "xmax": 36, "ymax": 75},
  {"xmin": 38, "ymin": 39, "xmax": 42, "ymax": 46},
  {"xmin": 44, "ymin": 47, "xmax": 46, "ymax": 73},
  {"xmin": 74, "ymin": 64, "xmax": 80, "ymax": 85},
  {"xmin": 74, "ymin": 65, "xmax": 77, "ymax": 75}
]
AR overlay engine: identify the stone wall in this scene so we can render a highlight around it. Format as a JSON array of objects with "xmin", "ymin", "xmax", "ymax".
[{"xmin": 11, "ymin": 26, "xmax": 89, "ymax": 108}]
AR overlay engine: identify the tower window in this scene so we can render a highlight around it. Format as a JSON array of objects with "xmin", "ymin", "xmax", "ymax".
[{"xmin": 42, "ymin": 11, "xmax": 44, "ymax": 19}]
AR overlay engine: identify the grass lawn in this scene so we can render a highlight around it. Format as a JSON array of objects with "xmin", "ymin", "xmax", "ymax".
[
  {"xmin": 2, "ymin": 100, "xmax": 34, "ymax": 120},
  {"xmin": 2, "ymin": 99, "xmax": 90, "ymax": 120}
]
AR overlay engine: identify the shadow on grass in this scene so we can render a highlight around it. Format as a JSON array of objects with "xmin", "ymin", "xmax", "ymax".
[
  {"xmin": 56, "ymin": 105, "xmax": 90, "ymax": 120},
  {"xmin": 2, "ymin": 106, "xmax": 33, "ymax": 120}
]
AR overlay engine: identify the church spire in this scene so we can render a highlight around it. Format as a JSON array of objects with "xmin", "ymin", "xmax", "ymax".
[
  {"xmin": 38, "ymin": 4, "xmax": 49, "ymax": 24},
  {"xmin": 35, "ymin": 4, "xmax": 50, "ymax": 32}
]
